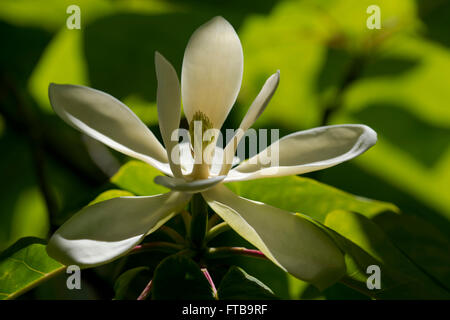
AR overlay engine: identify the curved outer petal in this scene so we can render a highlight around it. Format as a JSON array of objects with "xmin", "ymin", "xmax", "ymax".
[
  {"xmin": 181, "ymin": 16, "xmax": 243, "ymax": 129},
  {"xmin": 202, "ymin": 185, "xmax": 345, "ymax": 289},
  {"xmin": 154, "ymin": 175, "xmax": 225, "ymax": 193},
  {"xmin": 225, "ymin": 124, "xmax": 377, "ymax": 182},
  {"xmin": 49, "ymin": 83, "xmax": 172, "ymax": 175},
  {"xmin": 155, "ymin": 52, "xmax": 183, "ymax": 177},
  {"xmin": 220, "ymin": 71, "xmax": 280, "ymax": 175},
  {"xmin": 47, "ymin": 192, "xmax": 191, "ymax": 268}
]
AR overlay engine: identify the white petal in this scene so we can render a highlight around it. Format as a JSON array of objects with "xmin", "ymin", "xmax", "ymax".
[
  {"xmin": 210, "ymin": 146, "xmax": 241, "ymax": 176},
  {"xmin": 238, "ymin": 71, "xmax": 280, "ymax": 132},
  {"xmin": 226, "ymin": 124, "xmax": 377, "ymax": 182},
  {"xmin": 181, "ymin": 16, "xmax": 243, "ymax": 129},
  {"xmin": 220, "ymin": 71, "xmax": 280, "ymax": 175},
  {"xmin": 202, "ymin": 185, "xmax": 345, "ymax": 289},
  {"xmin": 155, "ymin": 52, "xmax": 183, "ymax": 177},
  {"xmin": 47, "ymin": 192, "xmax": 191, "ymax": 267},
  {"xmin": 154, "ymin": 175, "xmax": 225, "ymax": 193},
  {"xmin": 49, "ymin": 83, "xmax": 172, "ymax": 175}
]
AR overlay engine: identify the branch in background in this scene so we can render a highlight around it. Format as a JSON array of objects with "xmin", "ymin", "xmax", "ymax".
[
  {"xmin": 1, "ymin": 75, "xmax": 58, "ymax": 228},
  {"xmin": 320, "ymin": 55, "xmax": 365, "ymax": 126},
  {"xmin": 137, "ymin": 279, "xmax": 152, "ymax": 300}
]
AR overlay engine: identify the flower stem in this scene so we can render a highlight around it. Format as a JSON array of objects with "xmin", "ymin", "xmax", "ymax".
[
  {"xmin": 180, "ymin": 210, "xmax": 191, "ymax": 234},
  {"xmin": 205, "ymin": 247, "xmax": 267, "ymax": 260},
  {"xmin": 207, "ymin": 213, "xmax": 221, "ymax": 229},
  {"xmin": 205, "ymin": 222, "xmax": 230, "ymax": 243},
  {"xmin": 159, "ymin": 225, "xmax": 185, "ymax": 244},
  {"xmin": 201, "ymin": 268, "xmax": 218, "ymax": 300},
  {"xmin": 189, "ymin": 193, "xmax": 208, "ymax": 249},
  {"xmin": 130, "ymin": 241, "xmax": 183, "ymax": 255},
  {"xmin": 137, "ymin": 279, "xmax": 152, "ymax": 300}
]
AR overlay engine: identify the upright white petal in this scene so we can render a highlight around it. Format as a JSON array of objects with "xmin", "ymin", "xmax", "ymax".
[
  {"xmin": 49, "ymin": 84, "xmax": 172, "ymax": 175},
  {"xmin": 220, "ymin": 71, "xmax": 280, "ymax": 175},
  {"xmin": 202, "ymin": 185, "xmax": 345, "ymax": 289},
  {"xmin": 226, "ymin": 124, "xmax": 377, "ymax": 182},
  {"xmin": 181, "ymin": 16, "xmax": 243, "ymax": 129},
  {"xmin": 155, "ymin": 52, "xmax": 183, "ymax": 177},
  {"xmin": 47, "ymin": 192, "xmax": 191, "ymax": 267}
]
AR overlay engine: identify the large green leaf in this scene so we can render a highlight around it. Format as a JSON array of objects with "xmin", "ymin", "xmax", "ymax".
[
  {"xmin": 151, "ymin": 255, "xmax": 214, "ymax": 300},
  {"xmin": 110, "ymin": 160, "xmax": 169, "ymax": 196},
  {"xmin": 218, "ymin": 266, "xmax": 278, "ymax": 300},
  {"xmin": 0, "ymin": 237, "xmax": 65, "ymax": 300},
  {"xmin": 372, "ymin": 212, "xmax": 450, "ymax": 290},
  {"xmin": 225, "ymin": 175, "xmax": 398, "ymax": 223},
  {"xmin": 323, "ymin": 210, "xmax": 450, "ymax": 299},
  {"xmin": 226, "ymin": 176, "xmax": 450, "ymax": 298}
]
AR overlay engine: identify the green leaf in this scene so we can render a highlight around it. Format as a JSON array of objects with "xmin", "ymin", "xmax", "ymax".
[
  {"xmin": 372, "ymin": 212, "xmax": 450, "ymax": 290},
  {"xmin": 0, "ymin": 237, "xmax": 65, "ymax": 300},
  {"xmin": 324, "ymin": 210, "xmax": 450, "ymax": 299},
  {"xmin": 113, "ymin": 267, "xmax": 150, "ymax": 300},
  {"xmin": 111, "ymin": 160, "xmax": 169, "ymax": 196},
  {"xmin": 151, "ymin": 255, "xmax": 214, "ymax": 300},
  {"xmin": 225, "ymin": 175, "xmax": 398, "ymax": 223},
  {"xmin": 218, "ymin": 266, "xmax": 278, "ymax": 300},
  {"xmin": 88, "ymin": 189, "xmax": 134, "ymax": 206}
]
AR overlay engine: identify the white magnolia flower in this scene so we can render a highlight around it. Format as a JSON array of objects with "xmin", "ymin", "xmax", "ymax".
[{"xmin": 47, "ymin": 16, "xmax": 377, "ymax": 288}]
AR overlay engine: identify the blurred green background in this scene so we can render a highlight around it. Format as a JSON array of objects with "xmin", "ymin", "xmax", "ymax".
[{"xmin": 0, "ymin": 0, "xmax": 449, "ymax": 299}]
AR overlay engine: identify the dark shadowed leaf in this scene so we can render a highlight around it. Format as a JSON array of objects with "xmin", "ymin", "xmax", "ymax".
[
  {"xmin": 218, "ymin": 266, "xmax": 278, "ymax": 300},
  {"xmin": 113, "ymin": 266, "xmax": 150, "ymax": 300},
  {"xmin": 323, "ymin": 210, "xmax": 450, "ymax": 299},
  {"xmin": 151, "ymin": 255, "xmax": 214, "ymax": 300}
]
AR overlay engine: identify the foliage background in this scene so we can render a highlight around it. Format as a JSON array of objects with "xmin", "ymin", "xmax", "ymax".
[{"xmin": 0, "ymin": 0, "xmax": 449, "ymax": 299}]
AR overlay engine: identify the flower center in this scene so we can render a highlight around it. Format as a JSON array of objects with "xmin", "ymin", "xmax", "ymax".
[
  {"xmin": 189, "ymin": 111, "xmax": 216, "ymax": 180},
  {"xmin": 189, "ymin": 111, "xmax": 214, "ymax": 150}
]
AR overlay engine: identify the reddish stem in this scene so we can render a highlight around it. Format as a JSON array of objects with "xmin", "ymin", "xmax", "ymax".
[
  {"xmin": 201, "ymin": 268, "xmax": 218, "ymax": 300},
  {"xmin": 206, "ymin": 247, "xmax": 267, "ymax": 260},
  {"xmin": 130, "ymin": 241, "xmax": 183, "ymax": 255},
  {"xmin": 137, "ymin": 279, "xmax": 152, "ymax": 300}
]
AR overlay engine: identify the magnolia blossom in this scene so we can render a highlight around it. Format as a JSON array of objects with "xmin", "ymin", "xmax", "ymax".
[{"xmin": 46, "ymin": 16, "xmax": 377, "ymax": 289}]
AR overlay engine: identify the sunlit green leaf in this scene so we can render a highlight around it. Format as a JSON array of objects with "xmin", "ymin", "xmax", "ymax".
[
  {"xmin": 88, "ymin": 189, "xmax": 135, "ymax": 206},
  {"xmin": 110, "ymin": 160, "xmax": 169, "ymax": 196},
  {"xmin": 225, "ymin": 175, "xmax": 398, "ymax": 223},
  {"xmin": 0, "ymin": 237, "xmax": 65, "ymax": 300}
]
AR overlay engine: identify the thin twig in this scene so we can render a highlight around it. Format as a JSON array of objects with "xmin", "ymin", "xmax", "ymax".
[
  {"xmin": 159, "ymin": 226, "xmax": 185, "ymax": 244},
  {"xmin": 137, "ymin": 279, "xmax": 152, "ymax": 300},
  {"xmin": 206, "ymin": 247, "xmax": 267, "ymax": 260},
  {"xmin": 130, "ymin": 241, "xmax": 184, "ymax": 255},
  {"xmin": 207, "ymin": 213, "xmax": 221, "ymax": 229}
]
